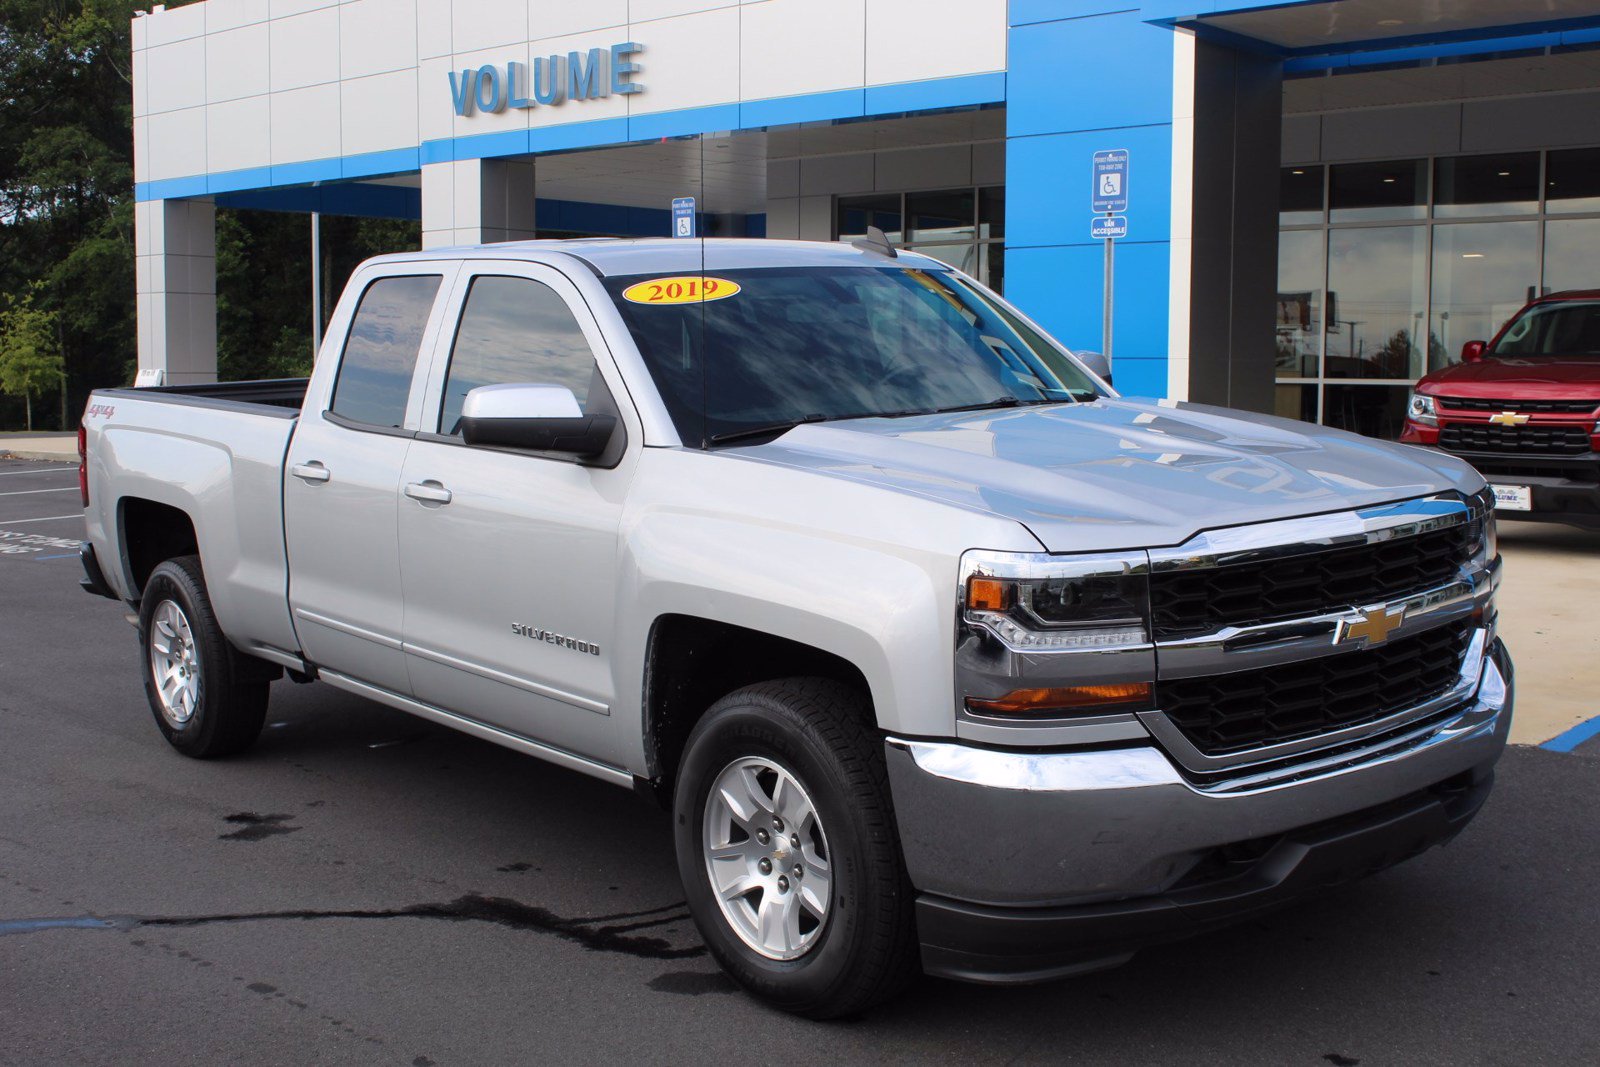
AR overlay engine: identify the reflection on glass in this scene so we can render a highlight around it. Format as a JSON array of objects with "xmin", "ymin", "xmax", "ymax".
[
  {"xmin": 1492, "ymin": 300, "xmax": 1600, "ymax": 357},
  {"xmin": 837, "ymin": 195, "xmax": 902, "ymax": 241},
  {"xmin": 1429, "ymin": 221, "xmax": 1538, "ymax": 371},
  {"xmin": 330, "ymin": 275, "xmax": 443, "ymax": 428},
  {"xmin": 438, "ymin": 276, "xmax": 597, "ymax": 435},
  {"xmin": 1276, "ymin": 229, "xmax": 1323, "ymax": 378},
  {"xmin": 1280, "ymin": 166, "xmax": 1323, "ymax": 226},
  {"xmin": 1544, "ymin": 218, "xmax": 1600, "ymax": 292},
  {"xmin": 1433, "ymin": 152, "xmax": 1538, "ymax": 218},
  {"xmin": 908, "ymin": 243, "xmax": 980, "ymax": 277},
  {"xmin": 1546, "ymin": 147, "xmax": 1600, "ymax": 214},
  {"xmin": 1324, "ymin": 384, "xmax": 1409, "ymax": 440},
  {"xmin": 1330, "ymin": 159, "xmax": 1426, "ymax": 222},
  {"xmin": 1326, "ymin": 226, "xmax": 1427, "ymax": 379},
  {"xmin": 1274, "ymin": 383, "xmax": 1316, "ymax": 424},
  {"xmin": 908, "ymin": 189, "xmax": 976, "ymax": 242}
]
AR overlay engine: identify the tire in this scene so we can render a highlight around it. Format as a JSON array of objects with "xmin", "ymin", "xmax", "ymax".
[
  {"xmin": 673, "ymin": 677, "xmax": 918, "ymax": 1019},
  {"xmin": 138, "ymin": 555, "xmax": 270, "ymax": 759}
]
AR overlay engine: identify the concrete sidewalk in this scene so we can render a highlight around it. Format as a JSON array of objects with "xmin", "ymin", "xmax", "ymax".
[
  {"xmin": 1495, "ymin": 518, "xmax": 1600, "ymax": 745},
  {"xmin": 0, "ymin": 432, "xmax": 77, "ymax": 461}
]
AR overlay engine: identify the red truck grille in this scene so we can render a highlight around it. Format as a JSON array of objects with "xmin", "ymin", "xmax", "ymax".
[
  {"xmin": 1437, "ymin": 395, "xmax": 1598, "ymax": 415},
  {"xmin": 1438, "ymin": 424, "xmax": 1592, "ymax": 455}
]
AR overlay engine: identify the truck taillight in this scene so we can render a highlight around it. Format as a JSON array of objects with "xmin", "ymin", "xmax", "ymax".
[{"xmin": 77, "ymin": 423, "xmax": 88, "ymax": 507}]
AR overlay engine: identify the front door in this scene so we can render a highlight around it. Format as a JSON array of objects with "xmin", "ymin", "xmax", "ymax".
[
  {"xmin": 285, "ymin": 271, "xmax": 448, "ymax": 694},
  {"xmin": 397, "ymin": 264, "xmax": 638, "ymax": 766}
]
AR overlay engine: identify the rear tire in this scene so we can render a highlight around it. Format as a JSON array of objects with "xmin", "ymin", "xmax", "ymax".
[
  {"xmin": 673, "ymin": 678, "xmax": 918, "ymax": 1019},
  {"xmin": 138, "ymin": 555, "xmax": 270, "ymax": 759}
]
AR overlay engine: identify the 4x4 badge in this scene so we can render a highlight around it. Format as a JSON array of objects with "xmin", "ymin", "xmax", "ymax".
[{"xmin": 1336, "ymin": 606, "xmax": 1404, "ymax": 646}]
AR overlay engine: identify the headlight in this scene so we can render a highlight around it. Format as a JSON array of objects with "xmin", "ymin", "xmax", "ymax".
[
  {"xmin": 1407, "ymin": 392, "xmax": 1438, "ymax": 426},
  {"xmin": 1471, "ymin": 487, "xmax": 1498, "ymax": 566},
  {"xmin": 957, "ymin": 550, "xmax": 1154, "ymax": 720},
  {"xmin": 964, "ymin": 553, "xmax": 1149, "ymax": 650}
]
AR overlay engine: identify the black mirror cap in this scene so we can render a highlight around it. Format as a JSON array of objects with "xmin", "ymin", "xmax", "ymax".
[{"xmin": 460, "ymin": 413, "xmax": 618, "ymax": 457}]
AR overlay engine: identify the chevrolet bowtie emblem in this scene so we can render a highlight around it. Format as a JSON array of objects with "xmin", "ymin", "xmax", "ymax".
[
  {"xmin": 1336, "ymin": 606, "xmax": 1404, "ymax": 646},
  {"xmin": 1488, "ymin": 411, "xmax": 1530, "ymax": 426}
]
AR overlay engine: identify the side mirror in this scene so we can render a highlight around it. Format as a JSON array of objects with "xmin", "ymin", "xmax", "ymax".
[
  {"xmin": 1461, "ymin": 340, "xmax": 1486, "ymax": 363},
  {"xmin": 458, "ymin": 383, "xmax": 617, "ymax": 458},
  {"xmin": 1076, "ymin": 350, "xmax": 1112, "ymax": 386}
]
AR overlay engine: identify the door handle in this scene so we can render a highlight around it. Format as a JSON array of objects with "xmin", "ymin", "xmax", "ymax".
[
  {"xmin": 404, "ymin": 480, "xmax": 452, "ymax": 505},
  {"xmin": 291, "ymin": 462, "xmax": 331, "ymax": 484}
]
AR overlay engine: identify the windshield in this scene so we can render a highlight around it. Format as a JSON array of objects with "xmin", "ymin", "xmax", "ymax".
[
  {"xmin": 602, "ymin": 265, "xmax": 1103, "ymax": 446},
  {"xmin": 1491, "ymin": 301, "xmax": 1600, "ymax": 358}
]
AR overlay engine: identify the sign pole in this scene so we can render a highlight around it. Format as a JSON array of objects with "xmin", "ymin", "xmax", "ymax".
[{"xmin": 1103, "ymin": 226, "xmax": 1114, "ymax": 362}]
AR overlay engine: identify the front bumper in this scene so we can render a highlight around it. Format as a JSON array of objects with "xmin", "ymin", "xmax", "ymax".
[
  {"xmin": 886, "ymin": 637, "xmax": 1513, "ymax": 984},
  {"xmin": 1417, "ymin": 445, "xmax": 1600, "ymax": 528}
]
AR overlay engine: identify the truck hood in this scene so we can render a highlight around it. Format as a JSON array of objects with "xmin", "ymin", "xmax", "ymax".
[
  {"xmin": 732, "ymin": 398, "xmax": 1480, "ymax": 553},
  {"xmin": 1420, "ymin": 355, "xmax": 1600, "ymax": 400}
]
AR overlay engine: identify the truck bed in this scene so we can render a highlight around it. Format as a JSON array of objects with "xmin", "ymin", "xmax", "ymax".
[{"xmin": 94, "ymin": 377, "xmax": 309, "ymax": 415}]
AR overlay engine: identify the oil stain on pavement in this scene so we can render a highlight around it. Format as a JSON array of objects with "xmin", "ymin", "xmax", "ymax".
[{"xmin": 219, "ymin": 812, "xmax": 300, "ymax": 841}]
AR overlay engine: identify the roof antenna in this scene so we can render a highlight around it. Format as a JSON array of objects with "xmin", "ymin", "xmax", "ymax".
[{"xmin": 851, "ymin": 225, "xmax": 897, "ymax": 259}]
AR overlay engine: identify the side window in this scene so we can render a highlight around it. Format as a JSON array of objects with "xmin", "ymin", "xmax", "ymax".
[
  {"xmin": 439, "ymin": 275, "xmax": 598, "ymax": 435},
  {"xmin": 330, "ymin": 275, "xmax": 443, "ymax": 428}
]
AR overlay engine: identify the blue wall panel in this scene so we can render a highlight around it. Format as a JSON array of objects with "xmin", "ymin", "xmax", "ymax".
[
  {"xmin": 1007, "ymin": 11, "xmax": 1176, "ymax": 139},
  {"xmin": 1005, "ymin": 242, "xmax": 1170, "ymax": 370},
  {"xmin": 1007, "ymin": 124, "xmax": 1171, "ymax": 250}
]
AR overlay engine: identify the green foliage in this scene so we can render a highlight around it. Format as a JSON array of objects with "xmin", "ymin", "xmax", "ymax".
[{"xmin": 0, "ymin": 288, "xmax": 65, "ymax": 397}]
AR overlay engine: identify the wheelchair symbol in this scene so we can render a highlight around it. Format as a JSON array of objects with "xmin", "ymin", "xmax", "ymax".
[{"xmin": 1100, "ymin": 173, "xmax": 1121, "ymax": 196}]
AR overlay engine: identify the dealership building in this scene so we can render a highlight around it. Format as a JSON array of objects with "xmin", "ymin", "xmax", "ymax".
[{"xmin": 133, "ymin": 0, "xmax": 1600, "ymax": 435}]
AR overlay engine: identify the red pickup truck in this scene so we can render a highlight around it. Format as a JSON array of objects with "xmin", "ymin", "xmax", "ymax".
[{"xmin": 1401, "ymin": 290, "xmax": 1600, "ymax": 529}]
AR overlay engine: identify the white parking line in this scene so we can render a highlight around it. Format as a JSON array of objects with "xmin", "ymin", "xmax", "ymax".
[
  {"xmin": 0, "ymin": 514, "xmax": 83, "ymax": 526},
  {"xmin": 0, "ymin": 467, "xmax": 75, "ymax": 476},
  {"xmin": 0, "ymin": 487, "xmax": 76, "ymax": 497}
]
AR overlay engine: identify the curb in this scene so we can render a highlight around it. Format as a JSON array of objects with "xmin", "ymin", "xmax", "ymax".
[{"xmin": 0, "ymin": 450, "xmax": 78, "ymax": 463}]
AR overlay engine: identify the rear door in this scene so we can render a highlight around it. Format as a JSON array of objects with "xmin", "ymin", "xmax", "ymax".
[
  {"xmin": 284, "ymin": 265, "xmax": 454, "ymax": 693},
  {"xmin": 397, "ymin": 261, "xmax": 640, "ymax": 766}
]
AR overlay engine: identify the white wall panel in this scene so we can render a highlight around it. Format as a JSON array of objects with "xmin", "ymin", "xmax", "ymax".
[
  {"xmin": 204, "ymin": 0, "xmax": 270, "ymax": 34},
  {"xmin": 206, "ymin": 24, "xmax": 271, "ymax": 104},
  {"xmin": 133, "ymin": 116, "xmax": 150, "ymax": 182},
  {"xmin": 451, "ymin": 0, "xmax": 527, "ymax": 55},
  {"xmin": 527, "ymin": 0, "xmax": 627, "ymax": 38},
  {"xmin": 740, "ymin": 0, "xmax": 864, "ymax": 101},
  {"xmin": 624, "ymin": 6, "xmax": 740, "ymax": 116},
  {"xmin": 131, "ymin": 12, "xmax": 148, "ymax": 52},
  {"xmin": 206, "ymin": 96, "xmax": 273, "ymax": 171},
  {"xmin": 341, "ymin": 70, "xmax": 420, "ymax": 154},
  {"xmin": 146, "ymin": 2, "xmax": 206, "ymax": 47},
  {"xmin": 268, "ymin": 0, "xmax": 340, "ymax": 17},
  {"xmin": 341, "ymin": 0, "xmax": 418, "ymax": 79},
  {"xmin": 269, "ymin": 7, "xmax": 341, "ymax": 91},
  {"xmin": 145, "ymin": 107, "xmax": 207, "ymax": 181},
  {"xmin": 132, "ymin": 47, "xmax": 150, "ymax": 118},
  {"xmin": 417, "ymin": 0, "xmax": 454, "ymax": 60},
  {"xmin": 521, "ymin": 32, "xmax": 627, "ymax": 130},
  {"xmin": 417, "ymin": 57, "xmax": 458, "ymax": 143},
  {"xmin": 269, "ymin": 83, "xmax": 342, "ymax": 163},
  {"xmin": 145, "ymin": 37, "xmax": 206, "ymax": 116},
  {"xmin": 865, "ymin": 0, "xmax": 1005, "ymax": 85},
  {"xmin": 630, "ymin": 0, "xmax": 737, "ymax": 23}
]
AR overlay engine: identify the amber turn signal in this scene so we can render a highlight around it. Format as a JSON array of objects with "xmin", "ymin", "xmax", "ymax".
[
  {"xmin": 966, "ymin": 577, "xmax": 1013, "ymax": 611},
  {"xmin": 966, "ymin": 681, "xmax": 1152, "ymax": 716}
]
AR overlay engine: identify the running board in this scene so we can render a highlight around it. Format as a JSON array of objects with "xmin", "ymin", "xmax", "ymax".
[{"xmin": 317, "ymin": 670, "xmax": 634, "ymax": 789}]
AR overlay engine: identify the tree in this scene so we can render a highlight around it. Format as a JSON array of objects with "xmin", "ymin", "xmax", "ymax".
[{"xmin": 0, "ymin": 288, "xmax": 66, "ymax": 430}]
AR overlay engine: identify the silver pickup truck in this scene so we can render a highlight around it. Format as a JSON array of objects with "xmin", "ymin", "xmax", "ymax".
[{"xmin": 79, "ymin": 238, "xmax": 1512, "ymax": 1017}]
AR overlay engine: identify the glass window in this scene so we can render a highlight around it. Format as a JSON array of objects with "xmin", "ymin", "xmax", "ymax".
[
  {"xmin": 438, "ymin": 276, "xmax": 597, "ymax": 436},
  {"xmin": 1276, "ymin": 229, "xmax": 1323, "ymax": 378},
  {"xmin": 1274, "ymin": 383, "xmax": 1317, "ymax": 424},
  {"xmin": 979, "ymin": 187, "xmax": 1005, "ymax": 239},
  {"xmin": 837, "ymin": 195, "xmax": 902, "ymax": 241},
  {"xmin": 1326, "ymin": 226, "xmax": 1427, "ymax": 379},
  {"xmin": 1330, "ymin": 159, "xmax": 1426, "ymax": 222},
  {"xmin": 908, "ymin": 189, "xmax": 975, "ymax": 242},
  {"xmin": 1546, "ymin": 148, "xmax": 1600, "ymax": 213},
  {"xmin": 1280, "ymin": 166, "xmax": 1324, "ymax": 226},
  {"xmin": 1433, "ymin": 153, "xmax": 1538, "ymax": 218},
  {"xmin": 329, "ymin": 275, "xmax": 442, "ymax": 428},
  {"xmin": 1544, "ymin": 218, "xmax": 1600, "ymax": 292},
  {"xmin": 603, "ymin": 266, "xmax": 1100, "ymax": 445},
  {"xmin": 1492, "ymin": 301, "xmax": 1600, "ymax": 358},
  {"xmin": 1324, "ymin": 384, "xmax": 1409, "ymax": 440},
  {"xmin": 1428, "ymin": 222, "xmax": 1538, "ymax": 371}
]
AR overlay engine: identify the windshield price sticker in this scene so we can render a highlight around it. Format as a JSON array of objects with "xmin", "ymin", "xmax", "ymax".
[{"xmin": 622, "ymin": 276, "xmax": 742, "ymax": 305}]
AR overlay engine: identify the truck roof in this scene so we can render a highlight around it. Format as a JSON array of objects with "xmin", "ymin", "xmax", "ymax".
[{"xmin": 364, "ymin": 237, "xmax": 943, "ymax": 278}]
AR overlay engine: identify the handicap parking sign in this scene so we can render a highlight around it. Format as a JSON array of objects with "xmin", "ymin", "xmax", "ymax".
[
  {"xmin": 671, "ymin": 196, "xmax": 696, "ymax": 238},
  {"xmin": 1092, "ymin": 150, "xmax": 1129, "ymax": 213}
]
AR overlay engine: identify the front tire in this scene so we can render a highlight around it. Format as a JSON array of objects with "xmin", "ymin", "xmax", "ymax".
[
  {"xmin": 138, "ymin": 555, "xmax": 269, "ymax": 759},
  {"xmin": 673, "ymin": 678, "xmax": 918, "ymax": 1018}
]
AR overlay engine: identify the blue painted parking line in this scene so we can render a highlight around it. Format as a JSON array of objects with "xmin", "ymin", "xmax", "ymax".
[
  {"xmin": 35, "ymin": 553, "xmax": 77, "ymax": 560},
  {"xmin": 0, "ymin": 916, "xmax": 117, "ymax": 935},
  {"xmin": 1540, "ymin": 716, "xmax": 1600, "ymax": 753}
]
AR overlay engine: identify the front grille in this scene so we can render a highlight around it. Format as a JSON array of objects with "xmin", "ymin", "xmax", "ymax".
[
  {"xmin": 1439, "ymin": 424, "xmax": 1592, "ymax": 455},
  {"xmin": 1438, "ymin": 395, "xmax": 1598, "ymax": 414},
  {"xmin": 1149, "ymin": 523, "xmax": 1472, "ymax": 640},
  {"xmin": 1159, "ymin": 619, "xmax": 1473, "ymax": 756}
]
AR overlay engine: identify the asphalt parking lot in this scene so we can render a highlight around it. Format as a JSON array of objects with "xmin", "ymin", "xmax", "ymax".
[{"xmin": 2, "ymin": 455, "xmax": 1597, "ymax": 1065}]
